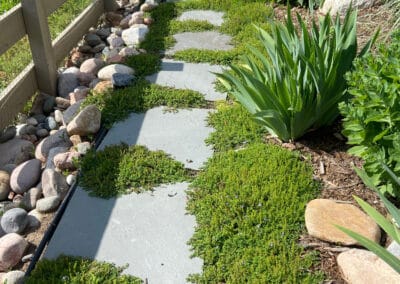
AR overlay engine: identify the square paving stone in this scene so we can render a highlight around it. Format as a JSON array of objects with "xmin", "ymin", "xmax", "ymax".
[
  {"xmin": 166, "ymin": 31, "xmax": 233, "ymax": 55},
  {"xmin": 45, "ymin": 182, "xmax": 203, "ymax": 284},
  {"xmin": 178, "ymin": 10, "xmax": 225, "ymax": 26},
  {"xmin": 146, "ymin": 59, "xmax": 226, "ymax": 101},
  {"xmin": 98, "ymin": 106, "xmax": 214, "ymax": 170}
]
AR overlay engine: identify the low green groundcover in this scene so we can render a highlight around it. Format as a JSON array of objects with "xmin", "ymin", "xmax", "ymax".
[
  {"xmin": 79, "ymin": 144, "xmax": 190, "ymax": 198},
  {"xmin": 26, "ymin": 255, "xmax": 142, "ymax": 283},
  {"xmin": 187, "ymin": 143, "xmax": 323, "ymax": 283},
  {"xmin": 206, "ymin": 102, "xmax": 266, "ymax": 152}
]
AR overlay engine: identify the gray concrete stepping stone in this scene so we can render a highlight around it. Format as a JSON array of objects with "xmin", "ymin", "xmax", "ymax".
[
  {"xmin": 166, "ymin": 31, "xmax": 233, "ymax": 55},
  {"xmin": 45, "ymin": 182, "xmax": 203, "ymax": 284},
  {"xmin": 178, "ymin": 10, "xmax": 225, "ymax": 26},
  {"xmin": 146, "ymin": 59, "xmax": 226, "ymax": 101},
  {"xmin": 98, "ymin": 106, "xmax": 214, "ymax": 170}
]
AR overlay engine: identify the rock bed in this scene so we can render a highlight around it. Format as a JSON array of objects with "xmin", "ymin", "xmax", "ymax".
[{"xmin": 0, "ymin": 0, "xmax": 159, "ymax": 282}]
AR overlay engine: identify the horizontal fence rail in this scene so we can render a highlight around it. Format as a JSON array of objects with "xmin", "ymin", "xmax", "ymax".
[{"xmin": 0, "ymin": 0, "xmax": 117, "ymax": 130}]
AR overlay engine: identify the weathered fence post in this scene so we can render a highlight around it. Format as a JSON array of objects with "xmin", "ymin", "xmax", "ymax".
[{"xmin": 21, "ymin": 0, "xmax": 57, "ymax": 96}]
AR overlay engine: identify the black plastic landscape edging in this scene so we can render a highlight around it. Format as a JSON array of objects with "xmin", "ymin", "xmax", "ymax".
[{"xmin": 25, "ymin": 125, "xmax": 109, "ymax": 277}]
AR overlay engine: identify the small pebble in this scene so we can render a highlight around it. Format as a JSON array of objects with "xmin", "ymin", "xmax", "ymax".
[
  {"xmin": 22, "ymin": 253, "xmax": 34, "ymax": 263},
  {"xmin": 66, "ymin": 174, "xmax": 76, "ymax": 186}
]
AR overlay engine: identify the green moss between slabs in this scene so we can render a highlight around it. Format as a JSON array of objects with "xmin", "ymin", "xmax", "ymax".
[
  {"xmin": 82, "ymin": 79, "xmax": 206, "ymax": 128},
  {"xmin": 170, "ymin": 19, "xmax": 216, "ymax": 34},
  {"xmin": 125, "ymin": 53, "xmax": 161, "ymax": 77},
  {"xmin": 26, "ymin": 255, "xmax": 142, "ymax": 284},
  {"xmin": 187, "ymin": 143, "xmax": 324, "ymax": 283},
  {"xmin": 206, "ymin": 102, "xmax": 266, "ymax": 152},
  {"xmin": 79, "ymin": 144, "xmax": 190, "ymax": 198}
]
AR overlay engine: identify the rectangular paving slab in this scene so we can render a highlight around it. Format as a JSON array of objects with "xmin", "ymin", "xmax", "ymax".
[
  {"xmin": 178, "ymin": 10, "xmax": 225, "ymax": 26},
  {"xmin": 98, "ymin": 106, "xmax": 214, "ymax": 170},
  {"xmin": 146, "ymin": 59, "xmax": 227, "ymax": 101},
  {"xmin": 166, "ymin": 31, "xmax": 233, "ymax": 55},
  {"xmin": 45, "ymin": 182, "xmax": 203, "ymax": 284}
]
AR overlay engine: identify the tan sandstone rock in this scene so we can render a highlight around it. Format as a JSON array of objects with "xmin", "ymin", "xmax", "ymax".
[
  {"xmin": 337, "ymin": 248, "xmax": 400, "ymax": 284},
  {"xmin": 305, "ymin": 199, "xmax": 381, "ymax": 245}
]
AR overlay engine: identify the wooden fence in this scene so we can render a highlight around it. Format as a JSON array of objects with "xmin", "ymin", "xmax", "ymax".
[{"xmin": 0, "ymin": 0, "xmax": 118, "ymax": 130}]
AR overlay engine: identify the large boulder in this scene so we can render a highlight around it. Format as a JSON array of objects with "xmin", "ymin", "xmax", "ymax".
[
  {"xmin": 321, "ymin": 0, "xmax": 377, "ymax": 15},
  {"xmin": 305, "ymin": 199, "xmax": 381, "ymax": 245},
  {"xmin": 0, "ymin": 233, "xmax": 28, "ymax": 271},
  {"xmin": 0, "ymin": 139, "xmax": 34, "ymax": 168}
]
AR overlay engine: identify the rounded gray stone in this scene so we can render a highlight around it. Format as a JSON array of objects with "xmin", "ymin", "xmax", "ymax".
[
  {"xmin": 1, "ymin": 208, "xmax": 28, "ymax": 234},
  {"xmin": 10, "ymin": 159, "xmax": 42, "ymax": 194},
  {"xmin": 36, "ymin": 196, "xmax": 61, "ymax": 213},
  {"xmin": 0, "ymin": 126, "xmax": 16, "ymax": 143}
]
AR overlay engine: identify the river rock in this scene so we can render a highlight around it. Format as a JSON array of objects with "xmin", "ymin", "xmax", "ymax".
[
  {"xmin": 67, "ymin": 105, "xmax": 101, "ymax": 136},
  {"xmin": 36, "ymin": 196, "xmax": 61, "ymax": 213},
  {"xmin": 10, "ymin": 159, "xmax": 41, "ymax": 194},
  {"xmin": 305, "ymin": 199, "xmax": 381, "ymax": 245},
  {"xmin": 54, "ymin": 151, "xmax": 80, "ymax": 171},
  {"xmin": 43, "ymin": 96, "xmax": 55, "ymax": 114},
  {"xmin": 35, "ymin": 129, "xmax": 72, "ymax": 163},
  {"xmin": 107, "ymin": 34, "xmax": 125, "ymax": 49},
  {"xmin": 1, "ymin": 208, "xmax": 28, "ymax": 234},
  {"xmin": 93, "ymin": 80, "xmax": 114, "ymax": 94},
  {"xmin": 321, "ymin": 0, "xmax": 377, "ymax": 15},
  {"xmin": 120, "ymin": 15, "xmax": 132, "ymax": 28},
  {"xmin": 84, "ymin": 33, "xmax": 102, "ymax": 47},
  {"xmin": 0, "ymin": 233, "xmax": 28, "ymax": 271},
  {"xmin": 77, "ymin": 142, "xmax": 91, "ymax": 155},
  {"xmin": 58, "ymin": 67, "xmax": 80, "ymax": 98},
  {"xmin": 63, "ymin": 101, "xmax": 83, "ymax": 125},
  {"xmin": 55, "ymin": 97, "xmax": 71, "ymax": 109},
  {"xmin": 129, "ymin": 11, "xmax": 144, "ymax": 26},
  {"xmin": 119, "ymin": 47, "xmax": 139, "ymax": 57},
  {"xmin": 111, "ymin": 73, "xmax": 135, "ymax": 87},
  {"xmin": 0, "ymin": 126, "xmax": 16, "ymax": 143},
  {"xmin": 45, "ymin": 147, "xmax": 68, "ymax": 170},
  {"xmin": 42, "ymin": 169, "xmax": 69, "ymax": 199},
  {"xmin": 0, "ymin": 171, "xmax": 10, "ymax": 201},
  {"xmin": 66, "ymin": 174, "xmax": 76, "ymax": 186},
  {"xmin": 0, "ymin": 139, "xmax": 34, "ymax": 168},
  {"xmin": 105, "ymin": 11, "xmax": 123, "ymax": 27},
  {"xmin": 121, "ymin": 24, "xmax": 149, "ymax": 46},
  {"xmin": 20, "ymin": 187, "xmax": 42, "ymax": 211},
  {"xmin": 96, "ymin": 28, "xmax": 111, "ymax": 40},
  {"xmin": 91, "ymin": 43, "xmax": 106, "ymax": 54},
  {"xmin": 1, "ymin": 270, "xmax": 25, "ymax": 284},
  {"xmin": 27, "ymin": 209, "xmax": 42, "ymax": 230},
  {"xmin": 337, "ymin": 248, "xmax": 400, "ymax": 283},
  {"xmin": 98, "ymin": 64, "xmax": 134, "ymax": 80},
  {"xmin": 79, "ymin": 58, "xmax": 105, "ymax": 75},
  {"xmin": 387, "ymin": 241, "xmax": 400, "ymax": 258}
]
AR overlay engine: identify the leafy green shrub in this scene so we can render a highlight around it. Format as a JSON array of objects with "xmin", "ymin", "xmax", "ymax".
[
  {"xmin": 79, "ymin": 144, "xmax": 189, "ymax": 198},
  {"xmin": 339, "ymin": 33, "xmax": 400, "ymax": 198},
  {"xmin": 217, "ymin": 7, "xmax": 377, "ymax": 142},
  {"xmin": 206, "ymin": 102, "xmax": 266, "ymax": 152},
  {"xmin": 27, "ymin": 255, "xmax": 142, "ymax": 283},
  {"xmin": 187, "ymin": 143, "xmax": 323, "ymax": 283},
  {"xmin": 337, "ymin": 165, "xmax": 400, "ymax": 273}
]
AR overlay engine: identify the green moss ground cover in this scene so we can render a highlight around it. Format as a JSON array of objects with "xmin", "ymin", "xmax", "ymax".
[
  {"xmin": 187, "ymin": 143, "xmax": 323, "ymax": 283},
  {"xmin": 27, "ymin": 255, "xmax": 142, "ymax": 283},
  {"xmin": 206, "ymin": 102, "xmax": 266, "ymax": 152},
  {"xmin": 79, "ymin": 144, "xmax": 190, "ymax": 198}
]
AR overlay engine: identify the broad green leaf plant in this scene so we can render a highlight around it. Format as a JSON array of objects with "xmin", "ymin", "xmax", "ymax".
[
  {"xmin": 217, "ymin": 6, "xmax": 377, "ymax": 142},
  {"xmin": 337, "ymin": 165, "xmax": 400, "ymax": 273},
  {"xmin": 339, "ymin": 32, "xmax": 400, "ymax": 198}
]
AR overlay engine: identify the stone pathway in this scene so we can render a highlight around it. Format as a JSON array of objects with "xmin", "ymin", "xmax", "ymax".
[{"xmin": 45, "ymin": 7, "xmax": 230, "ymax": 284}]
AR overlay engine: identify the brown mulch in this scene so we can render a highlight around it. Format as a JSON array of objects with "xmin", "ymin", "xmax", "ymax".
[{"xmin": 269, "ymin": 3, "xmax": 395, "ymax": 283}]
